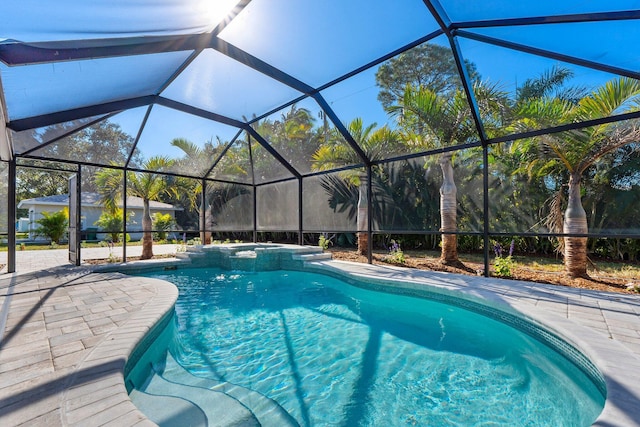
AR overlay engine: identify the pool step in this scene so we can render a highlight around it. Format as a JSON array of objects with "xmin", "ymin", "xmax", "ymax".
[
  {"xmin": 291, "ymin": 252, "xmax": 333, "ymax": 262},
  {"xmin": 129, "ymin": 389, "xmax": 207, "ymax": 426},
  {"xmin": 160, "ymin": 354, "xmax": 299, "ymax": 427},
  {"xmin": 138, "ymin": 371, "xmax": 260, "ymax": 427},
  {"xmin": 176, "ymin": 251, "xmax": 206, "ymax": 260}
]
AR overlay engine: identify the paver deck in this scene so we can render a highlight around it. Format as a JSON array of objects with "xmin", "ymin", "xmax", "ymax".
[{"xmin": 0, "ymin": 248, "xmax": 639, "ymax": 426}]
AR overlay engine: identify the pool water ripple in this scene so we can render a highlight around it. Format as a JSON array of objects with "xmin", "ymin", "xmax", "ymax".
[{"xmin": 139, "ymin": 268, "xmax": 604, "ymax": 426}]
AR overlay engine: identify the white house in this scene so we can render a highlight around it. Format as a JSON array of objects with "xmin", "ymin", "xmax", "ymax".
[{"xmin": 17, "ymin": 193, "xmax": 181, "ymax": 241}]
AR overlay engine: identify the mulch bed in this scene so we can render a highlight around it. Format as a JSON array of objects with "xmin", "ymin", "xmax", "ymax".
[
  {"xmin": 327, "ymin": 248, "xmax": 637, "ymax": 294},
  {"xmin": 79, "ymin": 248, "xmax": 636, "ymax": 294}
]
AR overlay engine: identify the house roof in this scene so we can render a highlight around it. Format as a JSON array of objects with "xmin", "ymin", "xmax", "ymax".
[{"xmin": 17, "ymin": 192, "xmax": 179, "ymax": 211}]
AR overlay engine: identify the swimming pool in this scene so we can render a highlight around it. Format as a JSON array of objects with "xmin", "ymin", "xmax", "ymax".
[{"xmin": 128, "ymin": 267, "xmax": 604, "ymax": 426}]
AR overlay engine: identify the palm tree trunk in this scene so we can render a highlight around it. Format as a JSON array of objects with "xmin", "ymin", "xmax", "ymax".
[
  {"xmin": 357, "ymin": 177, "xmax": 368, "ymax": 255},
  {"xmin": 439, "ymin": 153, "xmax": 458, "ymax": 264},
  {"xmin": 563, "ymin": 172, "xmax": 588, "ymax": 277},
  {"xmin": 199, "ymin": 202, "xmax": 212, "ymax": 244},
  {"xmin": 141, "ymin": 199, "xmax": 153, "ymax": 259}
]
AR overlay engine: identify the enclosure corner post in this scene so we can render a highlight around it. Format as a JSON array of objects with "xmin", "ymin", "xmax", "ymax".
[
  {"xmin": 122, "ymin": 168, "xmax": 127, "ymax": 263},
  {"xmin": 367, "ymin": 166, "xmax": 373, "ymax": 264},
  {"xmin": 298, "ymin": 177, "xmax": 303, "ymax": 246},
  {"xmin": 483, "ymin": 145, "xmax": 490, "ymax": 278},
  {"xmin": 7, "ymin": 158, "xmax": 16, "ymax": 273},
  {"xmin": 200, "ymin": 178, "xmax": 207, "ymax": 244},
  {"xmin": 252, "ymin": 183, "xmax": 257, "ymax": 243}
]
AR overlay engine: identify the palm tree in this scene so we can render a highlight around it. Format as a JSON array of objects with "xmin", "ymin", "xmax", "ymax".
[
  {"xmin": 171, "ymin": 137, "xmax": 252, "ymax": 243},
  {"xmin": 95, "ymin": 156, "xmax": 176, "ymax": 259},
  {"xmin": 517, "ymin": 77, "xmax": 640, "ymax": 277},
  {"xmin": 311, "ymin": 118, "xmax": 401, "ymax": 255},
  {"xmin": 386, "ymin": 82, "xmax": 508, "ymax": 264},
  {"xmin": 170, "ymin": 137, "xmax": 223, "ymax": 244}
]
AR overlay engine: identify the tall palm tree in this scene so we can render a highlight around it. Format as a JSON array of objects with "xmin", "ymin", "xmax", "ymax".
[
  {"xmin": 170, "ymin": 137, "xmax": 222, "ymax": 244},
  {"xmin": 386, "ymin": 82, "xmax": 508, "ymax": 264},
  {"xmin": 517, "ymin": 77, "xmax": 640, "ymax": 277},
  {"xmin": 171, "ymin": 137, "xmax": 251, "ymax": 243},
  {"xmin": 95, "ymin": 156, "xmax": 175, "ymax": 259},
  {"xmin": 312, "ymin": 118, "xmax": 402, "ymax": 254}
]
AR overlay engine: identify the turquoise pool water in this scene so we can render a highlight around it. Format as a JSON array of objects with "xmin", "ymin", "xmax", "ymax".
[{"xmin": 136, "ymin": 267, "xmax": 604, "ymax": 426}]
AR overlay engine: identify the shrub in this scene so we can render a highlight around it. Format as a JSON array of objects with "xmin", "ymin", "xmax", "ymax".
[
  {"xmin": 493, "ymin": 239, "xmax": 515, "ymax": 278},
  {"xmin": 385, "ymin": 240, "xmax": 405, "ymax": 264},
  {"xmin": 152, "ymin": 213, "xmax": 175, "ymax": 241},
  {"xmin": 187, "ymin": 237, "xmax": 202, "ymax": 246},
  {"xmin": 35, "ymin": 209, "xmax": 69, "ymax": 244},
  {"xmin": 318, "ymin": 234, "xmax": 332, "ymax": 250},
  {"xmin": 94, "ymin": 209, "xmax": 131, "ymax": 243}
]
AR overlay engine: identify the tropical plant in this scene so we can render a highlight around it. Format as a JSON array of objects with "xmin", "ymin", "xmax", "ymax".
[
  {"xmin": 318, "ymin": 234, "xmax": 332, "ymax": 250},
  {"xmin": 386, "ymin": 82, "xmax": 508, "ymax": 264},
  {"xmin": 169, "ymin": 137, "xmax": 220, "ymax": 243},
  {"xmin": 94, "ymin": 156, "xmax": 176, "ymax": 259},
  {"xmin": 35, "ymin": 208, "xmax": 69, "ymax": 244},
  {"xmin": 93, "ymin": 208, "xmax": 132, "ymax": 243},
  {"xmin": 312, "ymin": 118, "xmax": 403, "ymax": 254},
  {"xmin": 384, "ymin": 239, "xmax": 406, "ymax": 264},
  {"xmin": 152, "ymin": 212, "xmax": 175, "ymax": 241},
  {"xmin": 493, "ymin": 239, "xmax": 515, "ymax": 278},
  {"xmin": 516, "ymin": 77, "xmax": 640, "ymax": 277},
  {"xmin": 170, "ymin": 137, "xmax": 250, "ymax": 242}
]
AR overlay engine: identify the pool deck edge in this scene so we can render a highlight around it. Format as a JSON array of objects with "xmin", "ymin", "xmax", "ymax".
[{"xmin": 0, "ymin": 266, "xmax": 178, "ymax": 427}]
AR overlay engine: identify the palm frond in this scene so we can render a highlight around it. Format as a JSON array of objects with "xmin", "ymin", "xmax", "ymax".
[
  {"xmin": 319, "ymin": 175, "xmax": 358, "ymax": 219},
  {"xmin": 578, "ymin": 77, "xmax": 640, "ymax": 119},
  {"xmin": 544, "ymin": 189, "xmax": 566, "ymax": 255},
  {"xmin": 516, "ymin": 65, "xmax": 574, "ymax": 102}
]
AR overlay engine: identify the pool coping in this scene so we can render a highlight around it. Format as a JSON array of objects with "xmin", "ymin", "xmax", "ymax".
[{"xmin": 1, "ymin": 253, "xmax": 639, "ymax": 426}]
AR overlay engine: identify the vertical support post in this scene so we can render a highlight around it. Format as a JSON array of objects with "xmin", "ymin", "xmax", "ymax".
[
  {"xmin": 200, "ymin": 178, "xmax": 207, "ymax": 244},
  {"xmin": 367, "ymin": 165, "xmax": 373, "ymax": 264},
  {"xmin": 298, "ymin": 177, "xmax": 303, "ymax": 246},
  {"xmin": 68, "ymin": 166, "xmax": 82, "ymax": 266},
  {"xmin": 122, "ymin": 168, "xmax": 127, "ymax": 263},
  {"xmin": 252, "ymin": 185, "xmax": 257, "ymax": 243},
  {"xmin": 483, "ymin": 145, "xmax": 490, "ymax": 277},
  {"xmin": 77, "ymin": 165, "xmax": 82, "ymax": 265},
  {"xmin": 7, "ymin": 159, "xmax": 16, "ymax": 273},
  {"xmin": 248, "ymin": 133, "xmax": 257, "ymax": 243}
]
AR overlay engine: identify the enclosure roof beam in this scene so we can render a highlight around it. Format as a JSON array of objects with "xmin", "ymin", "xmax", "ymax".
[
  {"xmin": 209, "ymin": 38, "xmax": 315, "ymax": 95},
  {"xmin": 155, "ymin": 97, "xmax": 245, "ymax": 128},
  {"xmin": 7, "ymin": 95, "xmax": 157, "ymax": 132},
  {"xmin": 486, "ymin": 110, "xmax": 640, "ymax": 145},
  {"xmin": 0, "ymin": 1, "xmax": 253, "ymax": 66},
  {"xmin": 454, "ymin": 10, "xmax": 640, "ymax": 29},
  {"xmin": 203, "ymin": 129, "xmax": 243, "ymax": 178},
  {"xmin": 19, "ymin": 112, "xmax": 119, "ymax": 157},
  {"xmin": 456, "ymin": 30, "xmax": 640, "ymax": 81},
  {"xmin": 312, "ymin": 94, "xmax": 371, "ymax": 166},
  {"xmin": 245, "ymin": 126, "xmax": 302, "ymax": 179}
]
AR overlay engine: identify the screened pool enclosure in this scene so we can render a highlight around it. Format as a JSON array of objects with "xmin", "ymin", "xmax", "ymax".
[{"xmin": 1, "ymin": 1, "xmax": 640, "ymax": 277}]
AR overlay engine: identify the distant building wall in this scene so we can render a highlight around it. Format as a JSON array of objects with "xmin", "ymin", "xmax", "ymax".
[{"xmin": 16, "ymin": 218, "xmax": 29, "ymax": 233}]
